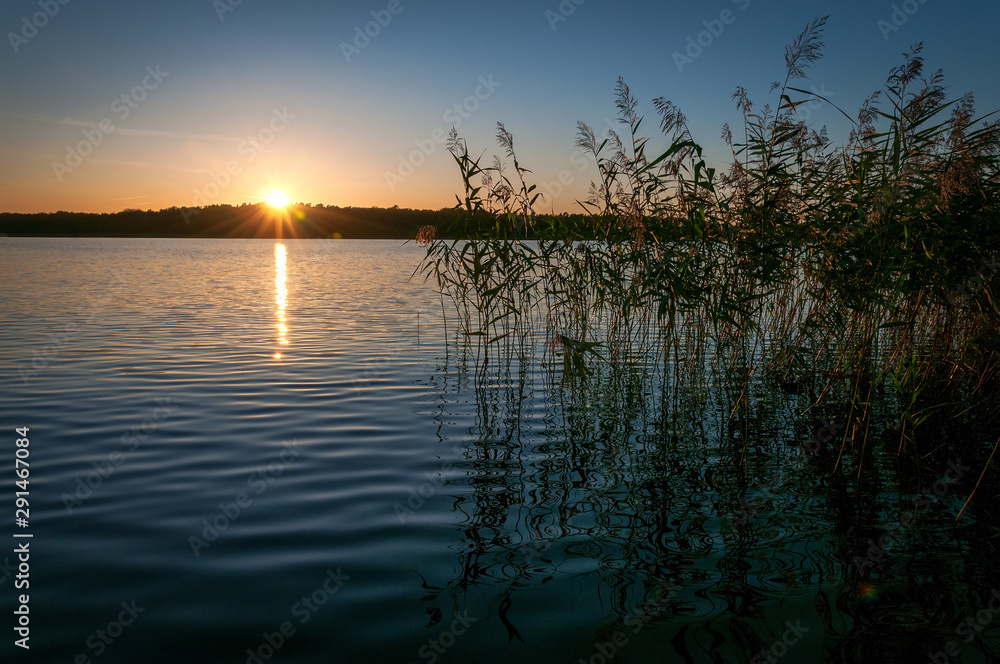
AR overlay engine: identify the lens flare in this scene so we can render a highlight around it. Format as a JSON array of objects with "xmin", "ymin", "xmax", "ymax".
[{"xmin": 266, "ymin": 190, "xmax": 290, "ymax": 208}]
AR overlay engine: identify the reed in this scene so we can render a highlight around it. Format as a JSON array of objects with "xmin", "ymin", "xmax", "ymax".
[{"xmin": 415, "ymin": 16, "xmax": 1000, "ymax": 478}]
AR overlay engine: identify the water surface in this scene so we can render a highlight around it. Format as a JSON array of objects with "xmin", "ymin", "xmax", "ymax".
[{"xmin": 1, "ymin": 238, "xmax": 998, "ymax": 663}]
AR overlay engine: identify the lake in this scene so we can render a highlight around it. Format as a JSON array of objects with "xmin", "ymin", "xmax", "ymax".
[{"xmin": 1, "ymin": 238, "xmax": 998, "ymax": 663}]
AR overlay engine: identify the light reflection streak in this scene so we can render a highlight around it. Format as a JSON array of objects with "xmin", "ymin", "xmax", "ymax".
[{"xmin": 275, "ymin": 243, "xmax": 287, "ymax": 358}]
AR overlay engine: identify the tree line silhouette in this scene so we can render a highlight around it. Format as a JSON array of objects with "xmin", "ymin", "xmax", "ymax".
[{"xmin": 0, "ymin": 203, "xmax": 520, "ymax": 239}]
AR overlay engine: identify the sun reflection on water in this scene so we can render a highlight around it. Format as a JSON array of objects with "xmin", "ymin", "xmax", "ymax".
[{"xmin": 274, "ymin": 243, "xmax": 287, "ymax": 358}]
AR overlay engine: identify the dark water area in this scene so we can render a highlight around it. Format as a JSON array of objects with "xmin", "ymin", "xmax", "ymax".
[{"xmin": 1, "ymin": 238, "xmax": 998, "ymax": 663}]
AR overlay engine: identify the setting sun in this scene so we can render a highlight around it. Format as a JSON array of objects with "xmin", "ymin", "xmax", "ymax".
[{"xmin": 265, "ymin": 190, "xmax": 290, "ymax": 209}]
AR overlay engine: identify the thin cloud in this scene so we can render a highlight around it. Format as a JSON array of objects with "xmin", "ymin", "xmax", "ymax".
[
  {"xmin": 55, "ymin": 118, "xmax": 242, "ymax": 143},
  {"xmin": 85, "ymin": 159, "xmax": 215, "ymax": 173}
]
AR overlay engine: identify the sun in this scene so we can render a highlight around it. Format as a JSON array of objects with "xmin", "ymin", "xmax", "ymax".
[{"xmin": 265, "ymin": 190, "xmax": 290, "ymax": 209}]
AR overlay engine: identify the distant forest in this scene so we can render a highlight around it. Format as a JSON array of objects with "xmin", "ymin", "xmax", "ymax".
[{"xmin": 0, "ymin": 203, "xmax": 460, "ymax": 239}]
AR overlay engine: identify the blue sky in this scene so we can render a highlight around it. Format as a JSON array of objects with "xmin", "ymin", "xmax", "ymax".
[{"xmin": 1, "ymin": 0, "xmax": 998, "ymax": 213}]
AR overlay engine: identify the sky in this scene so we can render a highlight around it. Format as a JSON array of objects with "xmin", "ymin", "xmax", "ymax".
[{"xmin": 1, "ymin": 0, "xmax": 998, "ymax": 214}]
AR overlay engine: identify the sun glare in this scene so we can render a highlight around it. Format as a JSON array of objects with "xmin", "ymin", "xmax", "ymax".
[{"xmin": 265, "ymin": 190, "xmax": 290, "ymax": 208}]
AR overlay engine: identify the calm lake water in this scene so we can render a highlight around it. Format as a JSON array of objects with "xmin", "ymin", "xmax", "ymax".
[{"xmin": 1, "ymin": 238, "xmax": 998, "ymax": 663}]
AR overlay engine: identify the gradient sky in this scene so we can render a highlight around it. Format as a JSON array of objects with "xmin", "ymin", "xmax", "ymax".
[{"xmin": 1, "ymin": 0, "xmax": 998, "ymax": 214}]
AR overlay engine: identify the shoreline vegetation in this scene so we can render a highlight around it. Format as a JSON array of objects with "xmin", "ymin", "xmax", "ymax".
[{"xmin": 417, "ymin": 17, "xmax": 1000, "ymax": 489}]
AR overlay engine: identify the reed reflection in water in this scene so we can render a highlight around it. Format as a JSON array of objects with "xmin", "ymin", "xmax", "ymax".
[{"xmin": 411, "ymin": 317, "xmax": 1000, "ymax": 663}]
